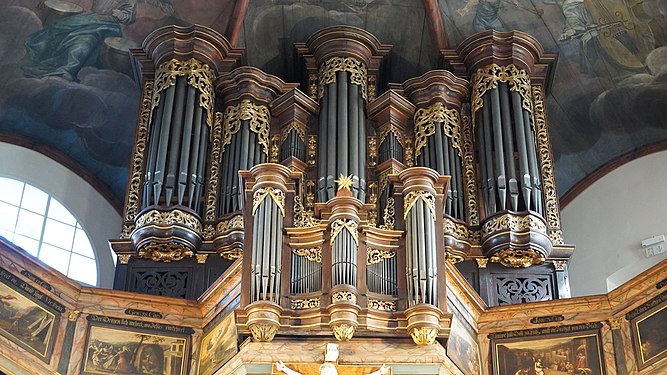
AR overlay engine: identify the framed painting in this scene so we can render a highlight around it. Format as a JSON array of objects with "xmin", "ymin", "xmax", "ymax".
[
  {"xmin": 629, "ymin": 291, "xmax": 667, "ymax": 369},
  {"xmin": 198, "ymin": 310, "xmax": 238, "ymax": 375},
  {"xmin": 446, "ymin": 299, "xmax": 481, "ymax": 374},
  {"xmin": 0, "ymin": 267, "xmax": 64, "ymax": 362},
  {"xmin": 490, "ymin": 323, "xmax": 605, "ymax": 375},
  {"xmin": 82, "ymin": 314, "xmax": 193, "ymax": 375}
]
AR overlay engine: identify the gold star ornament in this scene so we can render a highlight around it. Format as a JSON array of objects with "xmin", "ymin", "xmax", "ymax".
[{"xmin": 335, "ymin": 174, "xmax": 356, "ymax": 191}]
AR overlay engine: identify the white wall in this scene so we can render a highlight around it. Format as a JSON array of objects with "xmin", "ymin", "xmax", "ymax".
[
  {"xmin": 0, "ymin": 143, "xmax": 120, "ymax": 288},
  {"xmin": 562, "ymin": 150, "xmax": 667, "ymax": 297}
]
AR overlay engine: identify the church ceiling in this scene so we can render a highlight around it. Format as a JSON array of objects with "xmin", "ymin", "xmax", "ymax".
[{"xmin": 0, "ymin": 0, "xmax": 665, "ymax": 208}]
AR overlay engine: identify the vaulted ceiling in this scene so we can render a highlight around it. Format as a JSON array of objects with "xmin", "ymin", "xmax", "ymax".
[{"xmin": 1, "ymin": 0, "xmax": 665, "ymax": 211}]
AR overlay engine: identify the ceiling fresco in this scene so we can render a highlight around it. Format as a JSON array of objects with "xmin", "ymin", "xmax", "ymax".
[{"xmin": 0, "ymin": 0, "xmax": 665, "ymax": 207}]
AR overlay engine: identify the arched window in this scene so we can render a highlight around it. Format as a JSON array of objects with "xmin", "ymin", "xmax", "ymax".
[{"xmin": 0, "ymin": 177, "xmax": 98, "ymax": 285}]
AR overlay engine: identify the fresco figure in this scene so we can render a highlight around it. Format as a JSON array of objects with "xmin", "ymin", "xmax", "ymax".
[{"xmin": 22, "ymin": 0, "xmax": 137, "ymax": 81}]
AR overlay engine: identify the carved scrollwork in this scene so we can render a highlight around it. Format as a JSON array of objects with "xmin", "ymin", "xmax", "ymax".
[
  {"xmin": 367, "ymin": 248, "xmax": 395, "ymax": 265},
  {"xmin": 378, "ymin": 125, "xmax": 407, "ymax": 148},
  {"xmin": 249, "ymin": 323, "xmax": 278, "ymax": 342},
  {"xmin": 495, "ymin": 275, "xmax": 551, "ymax": 305},
  {"xmin": 330, "ymin": 219, "xmax": 358, "ymax": 246},
  {"xmin": 460, "ymin": 110, "xmax": 480, "ymax": 226},
  {"xmin": 532, "ymin": 85, "xmax": 561, "ymax": 232},
  {"xmin": 280, "ymin": 122, "xmax": 307, "ymax": 144},
  {"xmin": 124, "ymin": 81, "xmax": 153, "ymax": 222},
  {"xmin": 153, "ymin": 58, "xmax": 215, "ymax": 129},
  {"xmin": 471, "ymin": 64, "xmax": 532, "ymax": 117},
  {"xmin": 404, "ymin": 138, "xmax": 415, "ymax": 167},
  {"xmin": 443, "ymin": 217, "xmax": 481, "ymax": 243},
  {"xmin": 292, "ymin": 247, "xmax": 322, "ymax": 263},
  {"xmin": 253, "ymin": 187, "xmax": 286, "ymax": 217},
  {"xmin": 222, "ymin": 99, "xmax": 270, "ymax": 155},
  {"xmin": 331, "ymin": 291, "xmax": 357, "ymax": 303},
  {"xmin": 482, "ymin": 213, "xmax": 547, "ymax": 237},
  {"xmin": 118, "ymin": 254, "xmax": 132, "ymax": 264},
  {"xmin": 205, "ymin": 112, "xmax": 224, "ymax": 222},
  {"xmin": 138, "ymin": 242, "xmax": 194, "ymax": 262},
  {"xmin": 446, "ymin": 252, "xmax": 465, "ymax": 264},
  {"xmin": 490, "ymin": 249, "xmax": 545, "ymax": 268},
  {"xmin": 318, "ymin": 57, "xmax": 368, "ymax": 101},
  {"xmin": 380, "ymin": 196, "xmax": 395, "ymax": 230},
  {"xmin": 290, "ymin": 298, "xmax": 320, "ymax": 310},
  {"xmin": 135, "ymin": 209, "xmax": 202, "ymax": 232},
  {"xmin": 367, "ymin": 299, "xmax": 396, "ymax": 311},
  {"xmin": 119, "ymin": 224, "xmax": 135, "ymax": 239},
  {"xmin": 413, "ymin": 102, "xmax": 461, "ymax": 158},
  {"xmin": 220, "ymin": 248, "xmax": 242, "ymax": 261},
  {"xmin": 216, "ymin": 215, "xmax": 244, "ymax": 234},
  {"xmin": 307, "ymin": 135, "xmax": 317, "ymax": 166},
  {"xmin": 403, "ymin": 191, "xmax": 436, "ymax": 221},
  {"xmin": 293, "ymin": 195, "xmax": 320, "ymax": 228}
]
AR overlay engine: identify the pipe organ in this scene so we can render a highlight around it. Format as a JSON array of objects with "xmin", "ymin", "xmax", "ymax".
[{"xmin": 111, "ymin": 25, "xmax": 573, "ymax": 344}]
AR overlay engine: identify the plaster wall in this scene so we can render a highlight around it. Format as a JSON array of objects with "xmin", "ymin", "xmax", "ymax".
[
  {"xmin": 562, "ymin": 150, "xmax": 667, "ymax": 297},
  {"xmin": 0, "ymin": 142, "xmax": 120, "ymax": 288}
]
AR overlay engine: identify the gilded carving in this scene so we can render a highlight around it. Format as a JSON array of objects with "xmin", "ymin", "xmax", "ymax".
[
  {"xmin": 270, "ymin": 134, "xmax": 281, "ymax": 162},
  {"xmin": 533, "ymin": 83, "xmax": 561, "ymax": 232},
  {"xmin": 403, "ymin": 191, "xmax": 436, "ymax": 221},
  {"xmin": 413, "ymin": 102, "xmax": 461, "ymax": 158},
  {"xmin": 475, "ymin": 258, "xmax": 488, "ymax": 268},
  {"xmin": 331, "ymin": 323, "xmax": 355, "ymax": 341},
  {"xmin": 135, "ymin": 209, "xmax": 202, "ymax": 232},
  {"xmin": 335, "ymin": 174, "xmax": 356, "ymax": 191},
  {"xmin": 124, "ymin": 80, "xmax": 153, "ymax": 222},
  {"xmin": 490, "ymin": 249, "xmax": 545, "ymax": 268},
  {"xmin": 331, "ymin": 291, "xmax": 357, "ymax": 303},
  {"xmin": 216, "ymin": 215, "xmax": 244, "ymax": 234},
  {"xmin": 292, "ymin": 247, "xmax": 322, "ymax": 263},
  {"xmin": 443, "ymin": 217, "xmax": 481, "ymax": 243},
  {"xmin": 368, "ymin": 74, "xmax": 377, "ymax": 101},
  {"xmin": 138, "ymin": 242, "xmax": 194, "ymax": 262},
  {"xmin": 291, "ymin": 298, "xmax": 320, "ymax": 310},
  {"xmin": 330, "ymin": 219, "xmax": 359, "ymax": 246},
  {"xmin": 367, "ymin": 248, "xmax": 395, "ymax": 265},
  {"xmin": 294, "ymin": 195, "xmax": 320, "ymax": 228},
  {"xmin": 552, "ymin": 260, "xmax": 567, "ymax": 271},
  {"xmin": 368, "ymin": 136, "xmax": 378, "ymax": 167},
  {"xmin": 253, "ymin": 187, "xmax": 286, "ymax": 217},
  {"xmin": 404, "ymin": 138, "xmax": 415, "ymax": 167},
  {"xmin": 118, "ymin": 254, "xmax": 131, "ymax": 264},
  {"xmin": 153, "ymin": 58, "xmax": 215, "ymax": 129},
  {"xmin": 549, "ymin": 230, "xmax": 564, "ymax": 245},
  {"xmin": 203, "ymin": 225, "xmax": 215, "ymax": 239},
  {"xmin": 446, "ymin": 252, "xmax": 465, "ymax": 264},
  {"xmin": 205, "ymin": 111, "xmax": 224, "ymax": 222},
  {"xmin": 249, "ymin": 323, "xmax": 278, "ymax": 342},
  {"xmin": 119, "ymin": 224, "xmax": 134, "ymax": 239},
  {"xmin": 460, "ymin": 110, "xmax": 480, "ymax": 226},
  {"xmin": 318, "ymin": 57, "xmax": 368, "ymax": 101},
  {"xmin": 608, "ymin": 317, "xmax": 622, "ymax": 330},
  {"xmin": 308, "ymin": 73, "xmax": 318, "ymax": 101},
  {"xmin": 380, "ymin": 197, "xmax": 395, "ymax": 230},
  {"xmin": 482, "ymin": 213, "xmax": 547, "ymax": 237},
  {"xmin": 409, "ymin": 326, "xmax": 438, "ymax": 346},
  {"xmin": 195, "ymin": 254, "xmax": 208, "ymax": 264},
  {"xmin": 378, "ymin": 125, "xmax": 407, "ymax": 148},
  {"xmin": 367, "ymin": 299, "xmax": 396, "ymax": 311},
  {"xmin": 220, "ymin": 248, "xmax": 243, "ymax": 260},
  {"xmin": 280, "ymin": 122, "xmax": 307, "ymax": 144},
  {"xmin": 307, "ymin": 135, "xmax": 317, "ymax": 166},
  {"xmin": 222, "ymin": 99, "xmax": 270, "ymax": 155},
  {"xmin": 68, "ymin": 310, "xmax": 81, "ymax": 322},
  {"xmin": 471, "ymin": 64, "xmax": 532, "ymax": 117}
]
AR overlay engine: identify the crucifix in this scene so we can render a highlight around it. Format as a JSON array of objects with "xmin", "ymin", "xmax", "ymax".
[{"xmin": 275, "ymin": 343, "xmax": 390, "ymax": 375}]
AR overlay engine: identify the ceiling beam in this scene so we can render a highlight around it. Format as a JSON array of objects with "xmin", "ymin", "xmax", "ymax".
[
  {"xmin": 225, "ymin": 0, "xmax": 250, "ymax": 47},
  {"xmin": 422, "ymin": 0, "xmax": 448, "ymax": 50}
]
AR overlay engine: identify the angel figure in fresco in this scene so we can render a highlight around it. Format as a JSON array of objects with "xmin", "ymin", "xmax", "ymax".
[
  {"xmin": 22, "ymin": 0, "xmax": 175, "ymax": 81},
  {"xmin": 457, "ymin": 0, "xmax": 540, "ymax": 32}
]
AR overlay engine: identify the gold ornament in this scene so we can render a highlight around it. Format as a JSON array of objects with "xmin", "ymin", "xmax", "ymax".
[
  {"xmin": 380, "ymin": 197, "xmax": 395, "ymax": 230},
  {"xmin": 138, "ymin": 242, "xmax": 194, "ymax": 262},
  {"xmin": 249, "ymin": 323, "xmax": 278, "ymax": 342},
  {"xmin": 409, "ymin": 327, "xmax": 438, "ymax": 346},
  {"xmin": 367, "ymin": 299, "xmax": 396, "ymax": 311},
  {"xmin": 490, "ymin": 249, "xmax": 545, "ymax": 268},
  {"xmin": 330, "ymin": 219, "xmax": 359, "ymax": 246},
  {"xmin": 118, "ymin": 254, "xmax": 131, "ymax": 264},
  {"xmin": 216, "ymin": 215, "xmax": 244, "ymax": 234},
  {"xmin": 331, "ymin": 291, "xmax": 357, "ymax": 303},
  {"xmin": 331, "ymin": 323, "xmax": 356, "ymax": 341},
  {"xmin": 471, "ymin": 64, "xmax": 532, "ymax": 117},
  {"xmin": 205, "ymin": 111, "xmax": 224, "ymax": 222},
  {"xmin": 68, "ymin": 310, "xmax": 81, "ymax": 322},
  {"xmin": 335, "ymin": 174, "xmax": 356, "ymax": 192},
  {"xmin": 482, "ymin": 213, "xmax": 547, "ymax": 237},
  {"xmin": 292, "ymin": 247, "xmax": 322, "ymax": 263},
  {"xmin": 293, "ymin": 195, "xmax": 320, "ymax": 228},
  {"xmin": 367, "ymin": 248, "xmax": 395, "ymax": 265},
  {"xmin": 220, "ymin": 248, "xmax": 243, "ymax": 261},
  {"xmin": 222, "ymin": 99, "xmax": 270, "ymax": 155},
  {"xmin": 134, "ymin": 209, "xmax": 202, "ymax": 232},
  {"xmin": 253, "ymin": 187, "xmax": 286, "ymax": 217},
  {"xmin": 403, "ymin": 191, "xmax": 436, "ymax": 221},
  {"xmin": 291, "ymin": 298, "xmax": 321, "ymax": 310},
  {"xmin": 460, "ymin": 111, "xmax": 480, "ymax": 226},
  {"xmin": 124, "ymin": 81, "xmax": 153, "ymax": 222},
  {"xmin": 413, "ymin": 102, "xmax": 461, "ymax": 158},
  {"xmin": 318, "ymin": 57, "xmax": 368, "ymax": 101}
]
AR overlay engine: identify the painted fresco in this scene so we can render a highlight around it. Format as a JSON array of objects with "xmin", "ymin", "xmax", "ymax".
[
  {"xmin": 631, "ymin": 298, "xmax": 667, "ymax": 369},
  {"xmin": 198, "ymin": 311, "xmax": 238, "ymax": 375},
  {"xmin": 0, "ymin": 281, "xmax": 57, "ymax": 360},
  {"xmin": 0, "ymin": 0, "xmax": 234, "ymax": 199},
  {"xmin": 439, "ymin": 0, "xmax": 667, "ymax": 195},
  {"xmin": 83, "ymin": 316, "xmax": 191, "ymax": 375},
  {"xmin": 446, "ymin": 298, "xmax": 481, "ymax": 375},
  {"xmin": 490, "ymin": 324, "xmax": 605, "ymax": 375}
]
